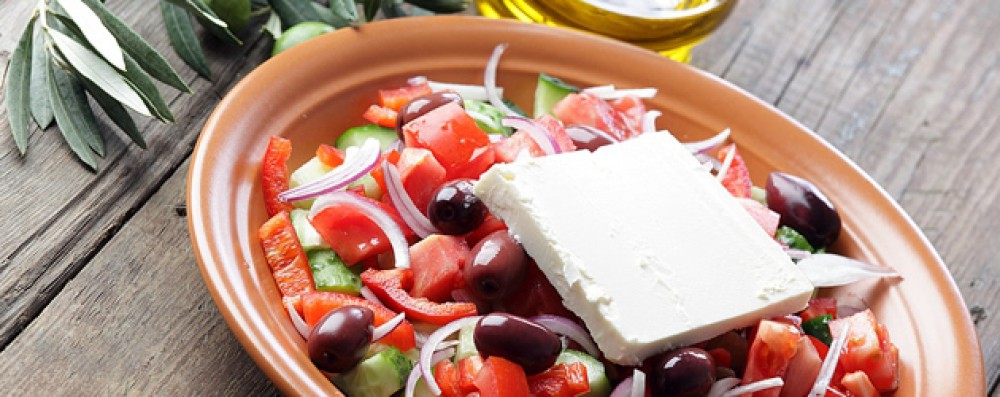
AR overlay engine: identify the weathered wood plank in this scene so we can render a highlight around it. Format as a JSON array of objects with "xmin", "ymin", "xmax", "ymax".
[{"xmin": 0, "ymin": 160, "xmax": 277, "ymax": 395}]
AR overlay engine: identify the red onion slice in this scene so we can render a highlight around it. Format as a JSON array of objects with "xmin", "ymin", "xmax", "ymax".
[
  {"xmin": 485, "ymin": 44, "xmax": 517, "ymax": 116},
  {"xmin": 566, "ymin": 124, "xmax": 619, "ymax": 145},
  {"xmin": 529, "ymin": 315, "xmax": 600, "ymax": 358},
  {"xmin": 285, "ymin": 299, "xmax": 310, "ymax": 339},
  {"xmin": 373, "ymin": 312, "xmax": 406, "ymax": 342},
  {"xmin": 809, "ymin": 322, "xmax": 851, "ymax": 396},
  {"xmin": 503, "ymin": 116, "xmax": 560, "ymax": 155},
  {"xmin": 630, "ymin": 369, "xmax": 646, "ymax": 397},
  {"xmin": 715, "ymin": 142, "xmax": 737, "ymax": 182},
  {"xmin": 683, "ymin": 128, "xmax": 732, "ymax": 154},
  {"xmin": 642, "ymin": 110, "xmax": 662, "ymax": 133},
  {"xmin": 583, "ymin": 84, "xmax": 657, "ymax": 99},
  {"xmin": 405, "ymin": 347, "xmax": 457, "ymax": 397},
  {"xmin": 723, "ymin": 377, "xmax": 784, "ymax": 397},
  {"xmin": 797, "ymin": 253, "xmax": 902, "ymax": 287},
  {"xmin": 419, "ymin": 316, "xmax": 482, "ymax": 395},
  {"xmin": 308, "ymin": 191, "xmax": 410, "ymax": 269},
  {"xmin": 707, "ymin": 378, "xmax": 741, "ymax": 397},
  {"xmin": 609, "ymin": 376, "xmax": 633, "ymax": 397},
  {"xmin": 360, "ymin": 286, "xmax": 384, "ymax": 306},
  {"xmin": 383, "ymin": 161, "xmax": 439, "ymax": 238},
  {"xmin": 279, "ymin": 138, "xmax": 381, "ymax": 202}
]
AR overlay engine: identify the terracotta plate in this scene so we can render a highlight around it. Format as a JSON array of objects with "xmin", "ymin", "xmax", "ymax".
[{"xmin": 187, "ymin": 16, "xmax": 985, "ymax": 396}]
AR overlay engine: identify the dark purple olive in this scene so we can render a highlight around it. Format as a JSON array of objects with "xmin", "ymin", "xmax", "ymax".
[
  {"xmin": 474, "ymin": 313, "xmax": 561, "ymax": 374},
  {"xmin": 465, "ymin": 230, "xmax": 528, "ymax": 301},
  {"xmin": 647, "ymin": 347, "xmax": 716, "ymax": 397},
  {"xmin": 766, "ymin": 172, "xmax": 842, "ymax": 248},
  {"xmin": 704, "ymin": 331, "xmax": 749, "ymax": 376},
  {"xmin": 427, "ymin": 179, "xmax": 487, "ymax": 235},
  {"xmin": 566, "ymin": 125, "xmax": 615, "ymax": 152},
  {"xmin": 307, "ymin": 306, "xmax": 374, "ymax": 373},
  {"xmin": 396, "ymin": 91, "xmax": 464, "ymax": 138}
]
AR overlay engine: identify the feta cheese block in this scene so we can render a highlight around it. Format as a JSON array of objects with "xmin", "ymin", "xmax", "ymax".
[{"xmin": 473, "ymin": 132, "xmax": 814, "ymax": 365}]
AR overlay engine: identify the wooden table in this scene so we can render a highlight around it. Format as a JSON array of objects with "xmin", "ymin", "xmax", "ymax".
[{"xmin": 0, "ymin": 0, "xmax": 995, "ymax": 395}]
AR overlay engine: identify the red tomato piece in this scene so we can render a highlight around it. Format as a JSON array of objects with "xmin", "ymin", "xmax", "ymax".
[
  {"xmin": 403, "ymin": 102, "xmax": 492, "ymax": 175},
  {"xmin": 800, "ymin": 298, "xmax": 838, "ymax": 322},
  {"xmin": 808, "ymin": 335, "xmax": 829, "ymax": 361},
  {"xmin": 535, "ymin": 114, "xmax": 578, "ymax": 153},
  {"xmin": 459, "ymin": 355, "xmax": 486, "ymax": 394},
  {"xmin": 527, "ymin": 362, "xmax": 590, "ymax": 397},
  {"xmin": 261, "ymin": 136, "xmax": 294, "ymax": 217},
  {"xmin": 609, "ymin": 95, "xmax": 646, "ymax": 139},
  {"xmin": 300, "ymin": 291, "xmax": 416, "ymax": 352},
  {"xmin": 360, "ymin": 268, "xmax": 478, "ymax": 325},
  {"xmin": 397, "ymin": 147, "xmax": 447, "ymax": 214},
  {"xmin": 552, "ymin": 93, "xmax": 630, "ymax": 141},
  {"xmin": 409, "ymin": 234, "xmax": 469, "ymax": 302},
  {"xmin": 717, "ymin": 143, "xmax": 753, "ymax": 198},
  {"xmin": 434, "ymin": 359, "xmax": 463, "ymax": 397},
  {"xmin": 737, "ymin": 198, "xmax": 781, "ymax": 237},
  {"xmin": 378, "ymin": 82, "xmax": 432, "ymax": 111},
  {"xmin": 362, "ymin": 104, "xmax": 398, "ymax": 128},
  {"xmin": 830, "ymin": 310, "xmax": 899, "ymax": 392},
  {"xmin": 474, "ymin": 356, "xmax": 530, "ymax": 397},
  {"xmin": 464, "ymin": 214, "xmax": 508, "ymax": 247},
  {"xmin": 742, "ymin": 320, "xmax": 802, "ymax": 397},
  {"xmin": 370, "ymin": 149, "xmax": 402, "ymax": 198},
  {"xmin": 446, "ymin": 145, "xmax": 496, "ymax": 180},
  {"xmin": 493, "ymin": 130, "xmax": 546, "ymax": 163},
  {"xmin": 315, "ymin": 144, "xmax": 345, "ymax": 168},
  {"xmin": 502, "ymin": 263, "xmax": 576, "ymax": 320},
  {"xmin": 780, "ymin": 337, "xmax": 823, "ymax": 397},
  {"xmin": 309, "ymin": 193, "xmax": 410, "ymax": 265},
  {"xmin": 841, "ymin": 371, "xmax": 879, "ymax": 397},
  {"xmin": 258, "ymin": 212, "xmax": 315, "ymax": 298}
]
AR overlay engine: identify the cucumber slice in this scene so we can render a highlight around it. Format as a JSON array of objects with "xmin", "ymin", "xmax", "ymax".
[
  {"xmin": 334, "ymin": 346, "xmax": 414, "ymax": 397},
  {"xmin": 307, "ymin": 249, "xmax": 361, "ymax": 294},
  {"xmin": 335, "ymin": 124, "xmax": 398, "ymax": 151},
  {"xmin": 534, "ymin": 73, "xmax": 580, "ymax": 118},
  {"xmin": 290, "ymin": 209, "xmax": 329, "ymax": 251},
  {"xmin": 348, "ymin": 173, "xmax": 382, "ymax": 199},
  {"xmin": 455, "ymin": 322, "xmax": 478, "ymax": 360},
  {"xmin": 464, "ymin": 100, "xmax": 513, "ymax": 136},
  {"xmin": 289, "ymin": 157, "xmax": 333, "ymax": 209},
  {"xmin": 556, "ymin": 349, "xmax": 612, "ymax": 397}
]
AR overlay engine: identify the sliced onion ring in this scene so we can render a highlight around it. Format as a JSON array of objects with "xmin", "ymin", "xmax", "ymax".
[
  {"xmin": 405, "ymin": 347, "xmax": 457, "ymax": 397},
  {"xmin": 642, "ymin": 110, "xmax": 662, "ymax": 133},
  {"xmin": 707, "ymin": 377, "xmax": 741, "ymax": 397},
  {"xmin": 360, "ymin": 286, "xmax": 384, "ymax": 306},
  {"xmin": 683, "ymin": 128, "xmax": 731, "ymax": 154},
  {"xmin": 285, "ymin": 299, "xmax": 310, "ymax": 339},
  {"xmin": 485, "ymin": 44, "xmax": 517, "ymax": 116},
  {"xmin": 308, "ymin": 192, "xmax": 410, "ymax": 269},
  {"xmin": 809, "ymin": 322, "xmax": 851, "ymax": 396},
  {"xmin": 630, "ymin": 369, "xmax": 646, "ymax": 397},
  {"xmin": 529, "ymin": 315, "xmax": 600, "ymax": 358},
  {"xmin": 419, "ymin": 316, "xmax": 482, "ymax": 395},
  {"xmin": 566, "ymin": 124, "xmax": 619, "ymax": 145},
  {"xmin": 503, "ymin": 116, "xmax": 560, "ymax": 155},
  {"xmin": 723, "ymin": 377, "xmax": 784, "ymax": 397},
  {"xmin": 609, "ymin": 376, "xmax": 633, "ymax": 397},
  {"xmin": 715, "ymin": 141, "xmax": 737, "ymax": 182},
  {"xmin": 373, "ymin": 312, "xmax": 406, "ymax": 342},
  {"xmin": 279, "ymin": 138, "xmax": 381, "ymax": 202},
  {"xmin": 407, "ymin": 75, "xmax": 428, "ymax": 86},
  {"xmin": 383, "ymin": 161, "xmax": 439, "ymax": 238}
]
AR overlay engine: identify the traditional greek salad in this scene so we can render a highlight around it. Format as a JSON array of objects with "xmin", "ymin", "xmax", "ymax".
[{"xmin": 257, "ymin": 45, "xmax": 902, "ymax": 397}]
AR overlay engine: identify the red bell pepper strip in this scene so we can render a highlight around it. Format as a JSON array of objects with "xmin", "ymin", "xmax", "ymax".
[
  {"xmin": 363, "ymin": 104, "xmax": 399, "ymax": 128},
  {"xmin": 359, "ymin": 268, "xmax": 478, "ymax": 325},
  {"xmin": 474, "ymin": 356, "xmax": 530, "ymax": 397},
  {"xmin": 315, "ymin": 143, "xmax": 345, "ymax": 168},
  {"xmin": 458, "ymin": 355, "xmax": 486, "ymax": 395},
  {"xmin": 434, "ymin": 359, "xmax": 464, "ymax": 397},
  {"xmin": 261, "ymin": 136, "xmax": 294, "ymax": 217},
  {"xmin": 527, "ymin": 362, "xmax": 590, "ymax": 397},
  {"xmin": 258, "ymin": 211, "xmax": 315, "ymax": 298},
  {"xmin": 378, "ymin": 82, "xmax": 432, "ymax": 111},
  {"xmin": 300, "ymin": 291, "xmax": 416, "ymax": 352}
]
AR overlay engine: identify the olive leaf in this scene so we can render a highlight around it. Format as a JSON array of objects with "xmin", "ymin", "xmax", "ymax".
[
  {"xmin": 404, "ymin": 0, "xmax": 469, "ymax": 13},
  {"xmin": 329, "ymin": 0, "xmax": 358, "ymax": 26},
  {"xmin": 80, "ymin": 0, "xmax": 191, "ymax": 92},
  {"xmin": 161, "ymin": 0, "xmax": 213, "ymax": 79},
  {"xmin": 29, "ymin": 25, "xmax": 55, "ymax": 130},
  {"xmin": 262, "ymin": 10, "xmax": 282, "ymax": 39},
  {"xmin": 269, "ymin": 0, "xmax": 323, "ymax": 26},
  {"xmin": 363, "ymin": 0, "xmax": 381, "ymax": 22},
  {"xmin": 81, "ymin": 77, "xmax": 147, "ymax": 149},
  {"xmin": 121, "ymin": 52, "xmax": 176, "ymax": 123},
  {"xmin": 45, "ymin": 28, "xmax": 152, "ymax": 117},
  {"xmin": 48, "ymin": 62, "xmax": 101, "ymax": 168},
  {"xmin": 165, "ymin": 0, "xmax": 242, "ymax": 44},
  {"xmin": 4, "ymin": 15, "xmax": 36, "ymax": 155},
  {"xmin": 55, "ymin": 0, "xmax": 126, "ymax": 70}
]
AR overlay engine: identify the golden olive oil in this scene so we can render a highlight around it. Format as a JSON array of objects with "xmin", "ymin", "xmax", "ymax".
[{"xmin": 476, "ymin": 0, "xmax": 736, "ymax": 62}]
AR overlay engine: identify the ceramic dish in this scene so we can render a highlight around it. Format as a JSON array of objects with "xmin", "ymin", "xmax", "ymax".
[{"xmin": 186, "ymin": 16, "xmax": 985, "ymax": 396}]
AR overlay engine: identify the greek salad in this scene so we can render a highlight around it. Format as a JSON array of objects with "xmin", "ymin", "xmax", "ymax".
[{"xmin": 257, "ymin": 45, "xmax": 901, "ymax": 397}]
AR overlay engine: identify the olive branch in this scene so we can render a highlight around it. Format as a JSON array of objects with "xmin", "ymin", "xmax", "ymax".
[{"xmin": 3, "ymin": 0, "xmax": 470, "ymax": 170}]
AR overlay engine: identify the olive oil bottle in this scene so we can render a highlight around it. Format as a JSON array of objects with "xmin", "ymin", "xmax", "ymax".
[{"xmin": 476, "ymin": 0, "xmax": 736, "ymax": 62}]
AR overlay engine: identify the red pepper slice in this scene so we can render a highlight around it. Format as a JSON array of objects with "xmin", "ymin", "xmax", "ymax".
[
  {"xmin": 261, "ymin": 136, "xmax": 294, "ymax": 217},
  {"xmin": 258, "ymin": 212, "xmax": 315, "ymax": 298},
  {"xmin": 458, "ymin": 355, "xmax": 485, "ymax": 395},
  {"xmin": 474, "ymin": 356, "xmax": 530, "ymax": 397},
  {"xmin": 378, "ymin": 82, "xmax": 433, "ymax": 111},
  {"xmin": 363, "ymin": 104, "xmax": 399, "ymax": 128},
  {"xmin": 527, "ymin": 362, "xmax": 590, "ymax": 397},
  {"xmin": 300, "ymin": 291, "xmax": 416, "ymax": 352},
  {"xmin": 434, "ymin": 359, "xmax": 463, "ymax": 397},
  {"xmin": 315, "ymin": 143, "xmax": 345, "ymax": 168},
  {"xmin": 359, "ymin": 268, "xmax": 478, "ymax": 325}
]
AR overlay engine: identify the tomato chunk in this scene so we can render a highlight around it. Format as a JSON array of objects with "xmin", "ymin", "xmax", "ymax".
[
  {"xmin": 360, "ymin": 268, "xmax": 478, "ymax": 324},
  {"xmin": 717, "ymin": 143, "xmax": 752, "ymax": 198},
  {"xmin": 397, "ymin": 147, "xmax": 447, "ymax": 214},
  {"xmin": 779, "ymin": 337, "xmax": 822, "ymax": 397},
  {"xmin": 261, "ymin": 136, "xmax": 294, "ymax": 216},
  {"xmin": 309, "ymin": 193, "xmax": 410, "ymax": 265},
  {"xmin": 402, "ymin": 102, "xmax": 492, "ymax": 175},
  {"xmin": 258, "ymin": 212, "xmax": 315, "ymax": 298},
  {"xmin": 300, "ymin": 291, "xmax": 416, "ymax": 352},
  {"xmin": 458, "ymin": 355, "xmax": 486, "ymax": 394},
  {"xmin": 800, "ymin": 298, "xmax": 838, "ymax": 322},
  {"xmin": 527, "ymin": 362, "xmax": 590, "ymax": 397},
  {"xmin": 841, "ymin": 371, "xmax": 879, "ymax": 397},
  {"xmin": 552, "ymin": 93, "xmax": 630, "ymax": 141},
  {"xmin": 378, "ymin": 82, "xmax": 432, "ymax": 111},
  {"xmin": 738, "ymin": 198, "xmax": 780, "ymax": 237},
  {"xmin": 409, "ymin": 234, "xmax": 469, "ymax": 302},
  {"xmin": 742, "ymin": 320, "xmax": 802, "ymax": 397},
  {"xmin": 434, "ymin": 359, "xmax": 463, "ymax": 397},
  {"xmin": 474, "ymin": 356, "xmax": 530, "ymax": 397},
  {"xmin": 465, "ymin": 214, "xmax": 508, "ymax": 247},
  {"xmin": 610, "ymin": 95, "xmax": 646, "ymax": 139},
  {"xmin": 363, "ymin": 104, "xmax": 398, "ymax": 128},
  {"xmin": 830, "ymin": 310, "xmax": 899, "ymax": 392}
]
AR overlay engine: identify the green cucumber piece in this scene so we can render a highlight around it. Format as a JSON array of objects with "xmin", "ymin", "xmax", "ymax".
[
  {"xmin": 348, "ymin": 173, "xmax": 382, "ymax": 199},
  {"xmin": 455, "ymin": 322, "xmax": 478, "ymax": 360},
  {"xmin": 307, "ymin": 249, "xmax": 361, "ymax": 294},
  {"xmin": 533, "ymin": 73, "xmax": 579, "ymax": 117},
  {"xmin": 289, "ymin": 157, "xmax": 333, "ymax": 209},
  {"xmin": 464, "ymin": 99, "xmax": 512, "ymax": 136},
  {"xmin": 802, "ymin": 314, "xmax": 833, "ymax": 345},
  {"xmin": 335, "ymin": 124, "xmax": 398, "ymax": 151},
  {"xmin": 555, "ymin": 349, "xmax": 612, "ymax": 397},
  {"xmin": 334, "ymin": 346, "xmax": 414, "ymax": 397},
  {"xmin": 290, "ymin": 209, "xmax": 329, "ymax": 251}
]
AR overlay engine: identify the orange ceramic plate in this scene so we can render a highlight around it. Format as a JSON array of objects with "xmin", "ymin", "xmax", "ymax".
[{"xmin": 187, "ymin": 16, "xmax": 984, "ymax": 396}]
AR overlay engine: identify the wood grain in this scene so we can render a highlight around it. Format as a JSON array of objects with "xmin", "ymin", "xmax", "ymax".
[{"xmin": 0, "ymin": 0, "xmax": 996, "ymax": 394}]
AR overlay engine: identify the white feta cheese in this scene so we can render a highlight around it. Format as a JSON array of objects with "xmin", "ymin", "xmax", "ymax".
[{"xmin": 474, "ymin": 132, "xmax": 814, "ymax": 365}]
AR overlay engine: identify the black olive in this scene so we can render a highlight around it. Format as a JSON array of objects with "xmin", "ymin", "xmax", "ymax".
[
  {"xmin": 307, "ymin": 306, "xmax": 374, "ymax": 373},
  {"xmin": 647, "ymin": 347, "xmax": 716, "ymax": 397},
  {"xmin": 465, "ymin": 230, "xmax": 528, "ymax": 301},
  {"xmin": 765, "ymin": 172, "xmax": 842, "ymax": 248},
  {"xmin": 427, "ymin": 179, "xmax": 487, "ymax": 235},
  {"xmin": 474, "ymin": 313, "xmax": 561, "ymax": 374}
]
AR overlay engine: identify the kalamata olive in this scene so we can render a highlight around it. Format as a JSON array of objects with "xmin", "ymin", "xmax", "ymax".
[
  {"xmin": 765, "ymin": 172, "xmax": 842, "ymax": 248},
  {"xmin": 427, "ymin": 179, "xmax": 487, "ymax": 235},
  {"xmin": 307, "ymin": 306, "xmax": 374, "ymax": 373},
  {"xmin": 566, "ymin": 126, "xmax": 615, "ymax": 151},
  {"xmin": 647, "ymin": 347, "xmax": 716, "ymax": 397},
  {"xmin": 396, "ymin": 91, "xmax": 464, "ymax": 137},
  {"xmin": 474, "ymin": 313, "xmax": 561, "ymax": 374},
  {"xmin": 465, "ymin": 230, "xmax": 528, "ymax": 301}
]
